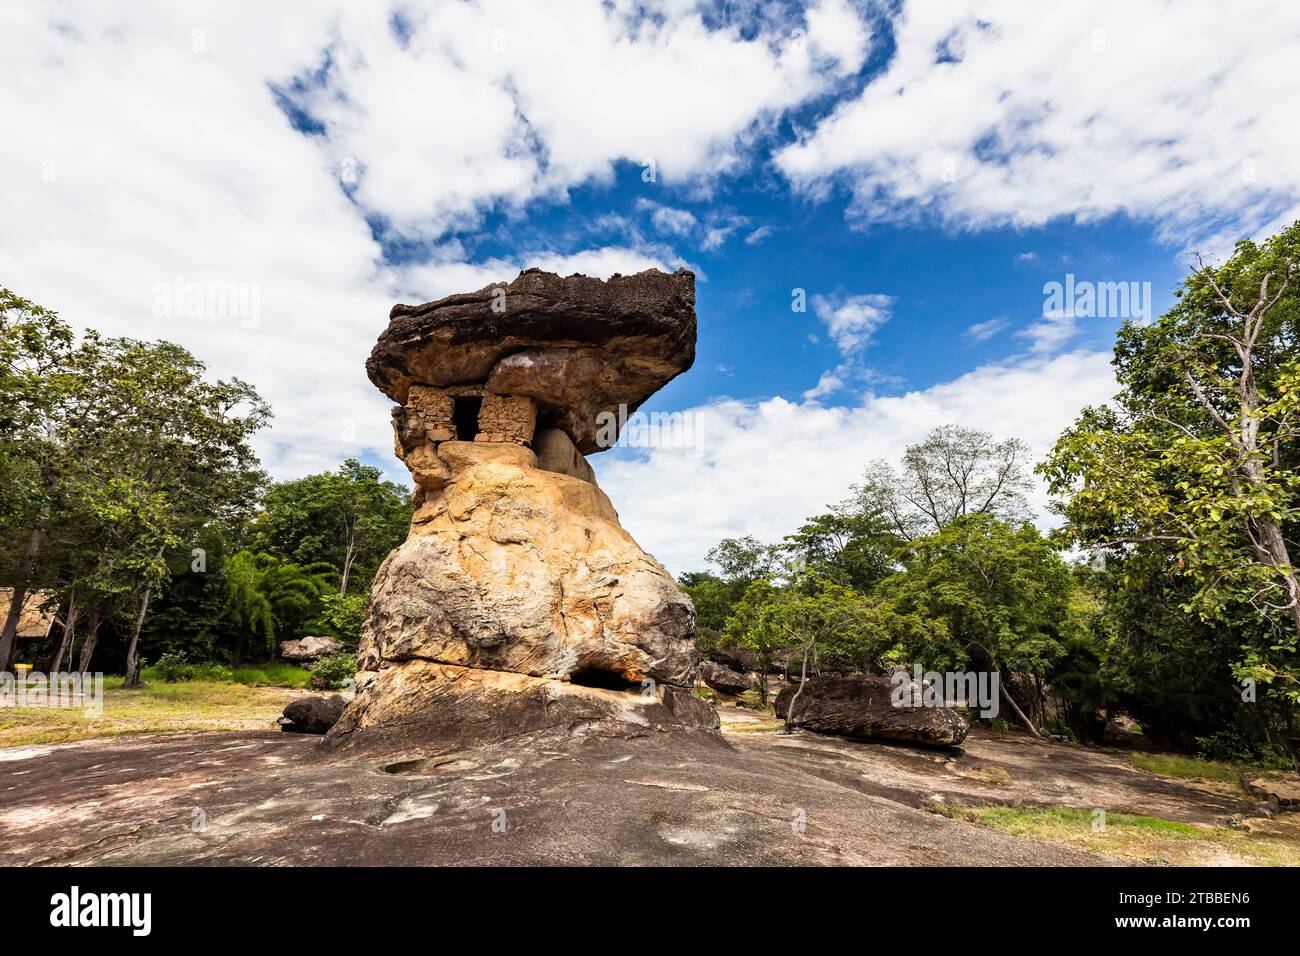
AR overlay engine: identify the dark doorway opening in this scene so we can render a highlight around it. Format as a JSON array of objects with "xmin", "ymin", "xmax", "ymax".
[
  {"xmin": 568, "ymin": 667, "xmax": 641, "ymax": 692},
  {"xmin": 453, "ymin": 396, "xmax": 482, "ymax": 441}
]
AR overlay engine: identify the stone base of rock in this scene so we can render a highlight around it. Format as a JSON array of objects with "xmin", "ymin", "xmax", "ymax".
[
  {"xmin": 323, "ymin": 661, "xmax": 718, "ymax": 755},
  {"xmin": 776, "ymin": 675, "xmax": 969, "ymax": 747}
]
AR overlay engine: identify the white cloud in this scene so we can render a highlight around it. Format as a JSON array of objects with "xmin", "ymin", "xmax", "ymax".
[
  {"xmin": 0, "ymin": 0, "xmax": 870, "ymax": 483},
  {"xmin": 802, "ymin": 368, "xmax": 846, "ymax": 401},
  {"xmin": 286, "ymin": 0, "xmax": 874, "ymax": 238},
  {"xmin": 776, "ymin": 1, "xmax": 1300, "ymax": 241},
  {"xmin": 639, "ymin": 199, "xmax": 699, "ymax": 237},
  {"xmin": 965, "ymin": 317, "xmax": 1009, "ymax": 342},
  {"xmin": 812, "ymin": 292, "xmax": 894, "ymax": 356},
  {"xmin": 1020, "ymin": 310, "xmax": 1081, "ymax": 355},
  {"xmin": 598, "ymin": 349, "xmax": 1117, "ymax": 573},
  {"xmin": 744, "ymin": 225, "xmax": 776, "ymax": 245}
]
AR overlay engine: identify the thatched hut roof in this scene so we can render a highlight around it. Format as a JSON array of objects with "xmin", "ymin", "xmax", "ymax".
[{"xmin": 0, "ymin": 589, "xmax": 57, "ymax": 639}]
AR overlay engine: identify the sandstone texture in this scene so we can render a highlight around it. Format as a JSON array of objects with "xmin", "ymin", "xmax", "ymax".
[
  {"xmin": 776, "ymin": 675, "xmax": 969, "ymax": 747},
  {"xmin": 20, "ymin": 722, "xmax": 1270, "ymax": 866},
  {"xmin": 710, "ymin": 645, "xmax": 758, "ymax": 673},
  {"xmin": 338, "ymin": 269, "xmax": 707, "ymax": 747}
]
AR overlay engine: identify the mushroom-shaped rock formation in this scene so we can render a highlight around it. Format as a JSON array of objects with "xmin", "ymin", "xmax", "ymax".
[{"xmin": 327, "ymin": 269, "xmax": 714, "ymax": 751}]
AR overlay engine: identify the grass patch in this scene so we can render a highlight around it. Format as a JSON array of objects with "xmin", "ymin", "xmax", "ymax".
[
  {"xmin": 0, "ymin": 678, "xmax": 312, "ymax": 748},
  {"xmin": 138, "ymin": 658, "xmax": 313, "ymax": 689},
  {"xmin": 931, "ymin": 802, "xmax": 1300, "ymax": 866},
  {"xmin": 726, "ymin": 719, "xmax": 787, "ymax": 734},
  {"xmin": 1131, "ymin": 752, "xmax": 1242, "ymax": 785},
  {"xmin": 229, "ymin": 662, "xmax": 313, "ymax": 688}
]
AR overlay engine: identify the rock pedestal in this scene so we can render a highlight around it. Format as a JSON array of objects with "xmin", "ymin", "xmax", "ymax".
[{"xmin": 327, "ymin": 269, "xmax": 712, "ymax": 750}]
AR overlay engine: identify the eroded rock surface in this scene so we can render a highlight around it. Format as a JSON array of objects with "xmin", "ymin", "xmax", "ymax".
[
  {"xmin": 337, "ymin": 269, "xmax": 708, "ymax": 747},
  {"xmin": 0, "ymin": 728, "xmax": 1127, "ymax": 866},
  {"xmin": 279, "ymin": 636, "xmax": 343, "ymax": 662}
]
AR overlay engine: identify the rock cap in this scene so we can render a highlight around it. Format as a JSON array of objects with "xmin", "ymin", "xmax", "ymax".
[{"xmin": 367, "ymin": 267, "xmax": 696, "ymax": 453}]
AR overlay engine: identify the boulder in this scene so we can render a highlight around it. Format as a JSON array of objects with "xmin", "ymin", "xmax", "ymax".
[
  {"xmin": 1246, "ymin": 775, "xmax": 1300, "ymax": 811},
  {"xmin": 533, "ymin": 427, "xmax": 598, "ymax": 485},
  {"xmin": 700, "ymin": 660, "xmax": 754, "ymax": 696},
  {"xmin": 279, "ymin": 636, "xmax": 344, "ymax": 662},
  {"xmin": 278, "ymin": 694, "xmax": 347, "ymax": 734},
  {"xmin": 710, "ymin": 645, "xmax": 758, "ymax": 673},
  {"xmin": 775, "ymin": 675, "xmax": 968, "ymax": 747},
  {"xmin": 325, "ymin": 661, "xmax": 717, "ymax": 753}
]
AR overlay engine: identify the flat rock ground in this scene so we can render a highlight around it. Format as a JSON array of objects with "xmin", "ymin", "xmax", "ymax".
[{"xmin": 0, "ymin": 705, "xmax": 1288, "ymax": 866}]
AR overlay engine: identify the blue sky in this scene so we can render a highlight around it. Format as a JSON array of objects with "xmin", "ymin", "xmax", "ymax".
[{"xmin": 4, "ymin": 0, "xmax": 1298, "ymax": 571}]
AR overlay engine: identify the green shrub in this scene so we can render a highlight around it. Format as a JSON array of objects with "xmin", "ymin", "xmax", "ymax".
[
  {"xmin": 1196, "ymin": 729, "xmax": 1257, "ymax": 763},
  {"xmin": 314, "ymin": 593, "xmax": 367, "ymax": 643},
  {"xmin": 145, "ymin": 652, "xmax": 193, "ymax": 682},
  {"xmin": 142, "ymin": 653, "xmax": 233, "ymax": 684},
  {"xmin": 311, "ymin": 651, "xmax": 357, "ymax": 690}
]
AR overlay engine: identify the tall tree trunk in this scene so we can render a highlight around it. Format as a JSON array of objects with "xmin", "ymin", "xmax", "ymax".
[
  {"xmin": 1256, "ymin": 516, "xmax": 1300, "ymax": 636},
  {"xmin": 998, "ymin": 672, "xmax": 1042, "ymax": 738},
  {"xmin": 0, "ymin": 527, "xmax": 43, "ymax": 671},
  {"xmin": 782, "ymin": 636, "xmax": 816, "ymax": 734},
  {"xmin": 340, "ymin": 537, "xmax": 356, "ymax": 597},
  {"xmin": 48, "ymin": 595, "xmax": 79, "ymax": 673},
  {"xmin": 122, "ymin": 585, "xmax": 154, "ymax": 688},
  {"xmin": 122, "ymin": 545, "xmax": 166, "ymax": 688},
  {"xmin": 77, "ymin": 605, "xmax": 102, "ymax": 676}
]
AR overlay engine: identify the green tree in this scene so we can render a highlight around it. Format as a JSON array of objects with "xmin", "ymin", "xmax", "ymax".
[
  {"xmin": 722, "ymin": 579, "xmax": 785, "ymax": 705},
  {"xmin": 781, "ymin": 507, "xmax": 898, "ymax": 592},
  {"xmin": 853, "ymin": 424, "xmax": 1033, "ymax": 541},
  {"xmin": 0, "ymin": 291, "xmax": 80, "ymax": 669},
  {"xmin": 881, "ymin": 514, "xmax": 1072, "ymax": 736},
  {"xmin": 222, "ymin": 551, "xmax": 335, "ymax": 664},
  {"xmin": 253, "ymin": 459, "xmax": 410, "ymax": 596},
  {"xmin": 79, "ymin": 336, "xmax": 268, "ymax": 685},
  {"xmin": 1041, "ymin": 221, "xmax": 1300, "ymax": 702}
]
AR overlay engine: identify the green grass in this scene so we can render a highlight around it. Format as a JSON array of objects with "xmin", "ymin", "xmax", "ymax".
[
  {"xmin": 137, "ymin": 659, "xmax": 313, "ymax": 689},
  {"xmin": 969, "ymin": 804, "xmax": 1201, "ymax": 836},
  {"xmin": 0, "ymin": 678, "xmax": 316, "ymax": 748},
  {"xmin": 930, "ymin": 802, "xmax": 1300, "ymax": 866},
  {"xmin": 229, "ymin": 662, "xmax": 312, "ymax": 688},
  {"xmin": 1130, "ymin": 751, "xmax": 1243, "ymax": 785}
]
